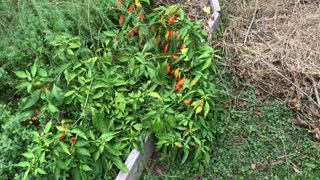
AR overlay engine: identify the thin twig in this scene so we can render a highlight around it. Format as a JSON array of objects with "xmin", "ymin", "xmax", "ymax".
[
  {"xmin": 73, "ymin": 78, "xmax": 94, "ymax": 127},
  {"xmin": 311, "ymin": 77, "xmax": 320, "ymax": 106},
  {"xmin": 260, "ymin": 59, "xmax": 320, "ymax": 110},
  {"xmin": 244, "ymin": 0, "xmax": 258, "ymax": 44}
]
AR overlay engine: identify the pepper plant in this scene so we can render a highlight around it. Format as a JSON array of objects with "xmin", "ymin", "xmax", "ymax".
[{"xmin": 15, "ymin": 0, "xmax": 223, "ymax": 179}]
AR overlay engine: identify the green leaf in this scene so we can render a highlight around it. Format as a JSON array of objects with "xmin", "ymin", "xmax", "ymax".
[
  {"xmin": 99, "ymin": 132, "xmax": 117, "ymax": 142},
  {"xmin": 23, "ymin": 169, "xmax": 30, "ymax": 180},
  {"xmin": 92, "ymin": 91, "xmax": 105, "ymax": 99},
  {"xmin": 194, "ymin": 147, "xmax": 202, "ymax": 161},
  {"xmin": 16, "ymin": 161, "xmax": 31, "ymax": 167},
  {"xmin": 111, "ymin": 157, "xmax": 129, "ymax": 173},
  {"xmin": 27, "ymin": 84, "xmax": 32, "ymax": 93},
  {"xmin": 77, "ymin": 148, "xmax": 91, "ymax": 156},
  {"xmin": 75, "ymin": 140, "xmax": 89, "ymax": 147},
  {"xmin": 67, "ymin": 48, "xmax": 74, "ymax": 55},
  {"xmin": 48, "ymin": 103, "xmax": 58, "ymax": 113},
  {"xmin": 16, "ymin": 82, "xmax": 30, "ymax": 90},
  {"xmin": 81, "ymin": 164, "xmax": 92, "ymax": 171},
  {"xmin": 91, "ymin": 107, "xmax": 108, "ymax": 133},
  {"xmin": 178, "ymin": 8, "xmax": 185, "ymax": 21},
  {"xmin": 59, "ymin": 142, "xmax": 71, "ymax": 155},
  {"xmin": 193, "ymin": 137, "xmax": 202, "ymax": 146},
  {"xmin": 44, "ymin": 120, "xmax": 52, "ymax": 133},
  {"xmin": 22, "ymin": 152, "xmax": 34, "ymax": 159},
  {"xmin": 105, "ymin": 144, "xmax": 121, "ymax": 156},
  {"xmin": 40, "ymin": 152, "xmax": 46, "ymax": 163},
  {"xmin": 181, "ymin": 148, "xmax": 189, "ymax": 165},
  {"xmin": 201, "ymin": 59, "xmax": 212, "ymax": 71},
  {"xmin": 181, "ymin": 48, "xmax": 189, "ymax": 56},
  {"xmin": 93, "ymin": 151, "xmax": 101, "ymax": 161},
  {"xmin": 72, "ymin": 168, "xmax": 81, "ymax": 180},
  {"xmin": 141, "ymin": 0, "xmax": 150, "ymax": 4},
  {"xmin": 118, "ymin": 55, "xmax": 130, "ymax": 62},
  {"xmin": 51, "ymin": 84, "xmax": 64, "ymax": 105},
  {"xmin": 36, "ymin": 168, "xmax": 47, "ymax": 174},
  {"xmin": 69, "ymin": 42, "xmax": 80, "ymax": 49},
  {"xmin": 203, "ymin": 150, "xmax": 210, "ymax": 165},
  {"xmin": 31, "ymin": 61, "xmax": 37, "ymax": 77},
  {"xmin": 204, "ymin": 101, "xmax": 210, "ymax": 117},
  {"xmin": 71, "ymin": 129, "xmax": 88, "ymax": 140},
  {"xmin": 64, "ymin": 90, "xmax": 76, "ymax": 97},
  {"xmin": 133, "ymin": 123, "xmax": 143, "ymax": 131},
  {"xmin": 15, "ymin": 71, "xmax": 28, "ymax": 79},
  {"xmin": 155, "ymin": 62, "xmax": 167, "ymax": 84},
  {"xmin": 38, "ymin": 68, "xmax": 48, "ymax": 77},
  {"xmin": 22, "ymin": 90, "xmax": 40, "ymax": 110},
  {"xmin": 148, "ymin": 92, "xmax": 161, "ymax": 100},
  {"xmin": 114, "ymin": 92, "xmax": 126, "ymax": 112}
]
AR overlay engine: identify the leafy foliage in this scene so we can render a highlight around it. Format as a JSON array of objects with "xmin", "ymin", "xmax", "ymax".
[
  {"xmin": 144, "ymin": 81, "xmax": 320, "ymax": 179},
  {"xmin": 0, "ymin": 104, "xmax": 33, "ymax": 179},
  {"xmin": 1, "ymin": 0, "xmax": 224, "ymax": 179}
]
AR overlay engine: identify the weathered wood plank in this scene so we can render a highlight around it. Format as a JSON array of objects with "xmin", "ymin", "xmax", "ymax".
[
  {"xmin": 115, "ymin": 137, "xmax": 155, "ymax": 180},
  {"xmin": 208, "ymin": 0, "xmax": 221, "ymax": 31}
]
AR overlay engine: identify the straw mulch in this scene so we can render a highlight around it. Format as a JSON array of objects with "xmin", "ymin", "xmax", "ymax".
[
  {"xmin": 223, "ymin": 0, "xmax": 320, "ymax": 141},
  {"xmin": 223, "ymin": 0, "xmax": 320, "ymax": 115}
]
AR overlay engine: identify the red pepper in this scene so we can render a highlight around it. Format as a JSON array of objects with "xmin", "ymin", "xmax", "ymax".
[
  {"xmin": 59, "ymin": 134, "xmax": 66, "ymax": 141},
  {"xmin": 174, "ymin": 84, "xmax": 182, "ymax": 92},
  {"xmin": 69, "ymin": 137, "xmax": 77, "ymax": 145},
  {"xmin": 139, "ymin": 13, "xmax": 145, "ymax": 21},
  {"xmin": 174, "ymin": 77, "xmax": 186, "ymax": 92},
  {"xmin": 167, "ymin": 64, "xmax": 171, "ymax": 75},
  {"xmin": 128, "ymin": 5, "xmax": 134, "ymax": 13},
  {"xmin": 59, "ymin": 131, "xmax": 66, "ymax": 141}
]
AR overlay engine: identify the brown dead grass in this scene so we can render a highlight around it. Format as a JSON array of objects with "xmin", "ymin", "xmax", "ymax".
[{"xmin": 223, "ymin": 0, "xmax": 320, "ymax": 119}]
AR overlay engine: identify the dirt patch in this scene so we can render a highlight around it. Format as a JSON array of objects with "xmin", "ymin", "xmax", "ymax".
[{"xmin": 223, "ymin": 0, "xmax": 320, "ymax": 118}]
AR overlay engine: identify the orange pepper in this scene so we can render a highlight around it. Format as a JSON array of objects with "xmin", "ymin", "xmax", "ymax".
[
  {"xmin": 177, "ymin": 77, "xmax": 187, "ymax": 87},
  {"xmin": 180, "ymin": 44, "xmax": 186, "ymax": 51},
  {"xmin": 167, "ymin": 64, "xmax": 171, "ymax": 75},
  {"xmin": 169, "ymin": 30, "xmax": 174, "ymax": 40},
  {"xmin": 168, "ymin": 16, "xmax": 175, "ymax": 25},
  {"xmin": 164, "ymin": 43, "xmax": 169, "ymax": 53},
  {"xmin": 172, "ymin": 54, "xmax": 179, "ymax": 60},
  {"xmin": 119, "ymin": 16, "xmax": 124, "ymax": 27},
  {"xmin": 183, "ymin": 98, "xmax": 192, "ymax": 105},
  {"xmin": 174, "ymin": 77, "xmax": 186, "ymax": 92}
]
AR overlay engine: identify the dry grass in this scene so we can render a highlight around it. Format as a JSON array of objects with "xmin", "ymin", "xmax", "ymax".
[{"xmin": 223, "ymin": 0, "xmax": 320, "ymax": 119}]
